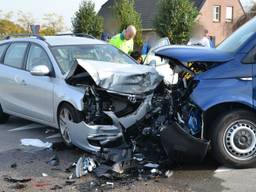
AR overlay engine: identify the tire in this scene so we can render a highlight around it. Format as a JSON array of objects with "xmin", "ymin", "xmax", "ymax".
[
  {"xmin": 0, "ymin": 104, "xmax": 9, "ymax": 124},
  {"xmin": 57, "ymin": 103, "xmax": 83, "ymax": 147},
  {"xmin": 211, "ymin": 109, "xmax": 256, "ymax": 168}
]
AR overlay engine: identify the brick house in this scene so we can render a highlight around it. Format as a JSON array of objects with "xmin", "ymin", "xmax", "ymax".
[
  {"xmin": 198, "ymin": 0, "xmax": 245, "ymax": 44},
  {"xmin": 98, "ymin": 0, "xmax": 245, "ymax": 45}
]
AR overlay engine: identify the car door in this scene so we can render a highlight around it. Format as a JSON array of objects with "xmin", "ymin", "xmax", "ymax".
[
  {"xmin": 0, "ymin": 42, "xmax": 30, "ymax": 114},
  {"xmin": 243, "ymin": 46, "xmax": 256, "ymax": 107},
  {"xmin": 19, "ymin": 43, "xmax": 55, "ymax": 122}
]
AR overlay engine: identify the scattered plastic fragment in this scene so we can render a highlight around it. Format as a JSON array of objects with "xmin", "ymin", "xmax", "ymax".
[
  {"xmin": 103, "ymin": 182, "xmax": 114, "ymax": 189},
  {"xmin": 65, "ymin": 180, "xmax": 76, "ymax": 185},
  {"xmin": 112, "ymin": 163, "xmax": 124, "ymax": 174},
  {"xmin": 75, "ymin": 157, "xmax": 97, "ymax": 178},
  {"xmin": 133, "ymin": 153, "xmax": 144, "ymax": 162},
  {"xmin": 93, "ymin": 164, "xmax": 113, "ymax": 178},
  {"xmin": 150, "ymin": 168, "xmax": 161, "ymax": 176},
  {"xmin": 3, "ymin": 176, "xmax": 31, "ymax": 183},
  {"xmin": 47, "ymin": 155, "xmax": 59, "ymax": 166},
  {"xmin": 165, "ymin": 170, "xmax": 173, "ymax": 178},
  {"xmin": 144, "ymin": 163, "xmax": 159, "ymax": 169},
  {"xmin": 21, "ymin": 139, "xmax": 52, "ymax": 148},
  {"xmin": 42, "ymin": 173, "xmax": 48, "ymax": 177},
  {"xmin": 68, "ymin": 173, "xmax": 74, "ymax": 180}
]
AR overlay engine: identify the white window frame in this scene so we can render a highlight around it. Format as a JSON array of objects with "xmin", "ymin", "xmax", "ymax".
[
  {"xmin": 213, "ymin": 5, "xmax": 221, "ymax": 22},
  {"xmin": 226, "ymin": 6, "xmax": 233, "ymax": 22}
]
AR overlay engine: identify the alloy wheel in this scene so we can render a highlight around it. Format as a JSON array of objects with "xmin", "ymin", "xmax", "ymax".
[{"xmin": 59, "ymin": 108, "xmax": 74, "ymax": 144}]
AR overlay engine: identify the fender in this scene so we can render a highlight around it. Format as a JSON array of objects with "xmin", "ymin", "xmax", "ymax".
[
  {"xmin": 53, "ymin": 84, "xmax": 85, "ymax": 125},
  {"xmin": 190, "ymin": 78, "xmax": 253, "ymax": 111}
]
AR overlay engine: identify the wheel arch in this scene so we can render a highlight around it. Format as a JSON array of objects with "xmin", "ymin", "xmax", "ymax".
[
  {"xmin": 56, "ymin": 101, "xmax": 83, "ymax": 123},
  {"xmin": 203, "ymin": 102, "xmax": 256, "ymax": 139}
]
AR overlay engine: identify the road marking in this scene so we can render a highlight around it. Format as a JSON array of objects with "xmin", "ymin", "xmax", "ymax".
[
  {"xmin": 8, "ymin": 123, "xmax": 46, "ymax": 132},
  {"xmin": 46, "ymin": 133, "xmax": 61, "ymax": 139}
]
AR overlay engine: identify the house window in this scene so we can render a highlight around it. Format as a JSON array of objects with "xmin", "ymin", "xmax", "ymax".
[
  {"xmin": 226, "ymin": 6, "xmax": 233, "ymax": 22},
  {"xmin": 213, "ymin": 5, "xmax": 221, "ymax": 22}
]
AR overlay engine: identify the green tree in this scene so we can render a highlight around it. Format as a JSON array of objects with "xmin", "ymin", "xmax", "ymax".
[
  {"xmin": 40, "ymin": 27, "xmax": 56, "ymax": 36},
  {"xmin": 42, "ymin": 13, "xmax": 66, "ymax": 32},
  {"xmin": 17, "ymin": 11, "xmax": 36, "ymax": 32},
  {"xmin": 112, "ymin": 0, "xmax": 143, "ymax": 47},
  {"xmin": 0, "ymin": 19, "xmax": 25, "ymax": 37},
  {"xmin": 154, "ymin": 0, "xmax": 199, "ymax": 44},
  {"xmin": 72, "ymin": 0, "xmax": 103, "ymax": 38}
]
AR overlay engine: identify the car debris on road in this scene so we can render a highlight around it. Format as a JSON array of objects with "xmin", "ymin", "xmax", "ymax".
[
  {"xmin": 21, "ymin": 139, "xmax": 53, "ymax": 149},
  {"xmin": 47, "ymin": 155, "xmax": 60, "ymax": 166},
  {"xmin": 3, "ymin": 176, "xmax": 32, "ymax": 183}
]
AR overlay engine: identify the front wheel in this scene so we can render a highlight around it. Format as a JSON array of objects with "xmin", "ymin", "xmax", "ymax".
[
  {"xmin": 58, "ymin": 103, "xmax": 83, "ymax": 147},
  {"xmin": 211, "ymin": 110, "xmax": 256, "ymax": 168}
]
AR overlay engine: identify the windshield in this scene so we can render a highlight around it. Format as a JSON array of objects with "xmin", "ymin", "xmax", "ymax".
[
  {"xmin": 51, "ymin": 44, "xmax": 137, "ymax": 74},
  {"xmin": 217, "ymin": 18, "xmax": 256, "ymax": 53}
]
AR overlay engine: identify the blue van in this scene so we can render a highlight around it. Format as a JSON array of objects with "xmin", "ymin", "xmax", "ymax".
[{"xmin": 153, "ymin": 18, "xmax": 256, "ymax": 168}]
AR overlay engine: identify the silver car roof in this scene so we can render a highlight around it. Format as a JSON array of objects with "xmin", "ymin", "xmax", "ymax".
[
  {"xmin": 44, "ymin": 36, "xmax": 106, "ymax": 46},
  {"xmin": 1, "ymin": 36, "xmax": 106, "ymax": 46}
]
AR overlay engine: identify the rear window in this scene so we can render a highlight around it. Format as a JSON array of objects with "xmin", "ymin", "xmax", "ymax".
[
  {"xmin": 0, "ymin": 44, "xmax": 9, "ymax": 60},
  {"xmin": 4, "ymin": 43, "xmax": 28, "ymax": 69}
]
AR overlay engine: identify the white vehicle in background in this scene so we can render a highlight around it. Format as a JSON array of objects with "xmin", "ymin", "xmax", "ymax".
[{"xmin": 144, "ymin": 37, "xmax": 178, "ymax": 84}]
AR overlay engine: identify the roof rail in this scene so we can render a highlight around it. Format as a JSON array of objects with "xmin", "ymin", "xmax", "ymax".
[
  {"xmin": 4, "ymin": 34, "xmax": 46, "ymax": 41},
  {"xmin": 56, "ymin": 33, "xmax": 96, "ymax": 39}
]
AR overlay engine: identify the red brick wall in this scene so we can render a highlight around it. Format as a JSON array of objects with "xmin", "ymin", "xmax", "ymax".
[{"xmin": 198, "ymin": 0, "xmax": 244, "ymax": 45}]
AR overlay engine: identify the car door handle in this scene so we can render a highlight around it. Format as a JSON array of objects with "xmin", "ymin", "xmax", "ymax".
[{"xmin": 14, "ymin": 76, "xmax": 27, "ymax": 86}]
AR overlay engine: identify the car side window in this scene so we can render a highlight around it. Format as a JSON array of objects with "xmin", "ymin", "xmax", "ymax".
[
  {"xmin": 26, "ymin": 44, "xmax": 52, "ymax": 71},
  {"xmin": 243, "ymin": 46, "xmax": 256, "ymax": 64},
  {"xmin": 4, "ymin": 43, "xmax": 28, "ymax": 69}
]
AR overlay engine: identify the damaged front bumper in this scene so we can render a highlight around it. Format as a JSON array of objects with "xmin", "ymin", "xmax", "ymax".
[
  {"xmin": 160, "ymin": 122, "xmax": 209, "ymax": 163},
  {"xmin": 67, "ymin": 95, "xmax": 153, "ymax": 153},
  {"xmin": 67, "ymin": 120, "xmax": 121, "ymax": 153}
]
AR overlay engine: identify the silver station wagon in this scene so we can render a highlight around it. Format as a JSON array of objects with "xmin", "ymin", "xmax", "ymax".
[{"xmin": 0, "ymin": 34, "xmax": 162, "ymax": 152}]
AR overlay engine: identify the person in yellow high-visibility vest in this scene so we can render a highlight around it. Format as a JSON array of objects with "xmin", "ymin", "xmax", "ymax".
[{"xmin": 109, "ymin": 25, "xmax": 136, "ymax": 55}]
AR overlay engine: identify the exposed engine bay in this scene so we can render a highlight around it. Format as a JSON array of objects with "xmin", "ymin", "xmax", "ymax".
[{"xmin": 65, "ymin": 58, "xmax": 212, "ymax": 166}]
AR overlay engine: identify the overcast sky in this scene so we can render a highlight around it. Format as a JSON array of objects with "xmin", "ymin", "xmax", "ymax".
[
  {"xmin": 0, "ymin": 0, "xmax": 254, "ymax": 30},
  {"xmin": 0, "ymin": 0, "xmax": 108, "ymax": 30}
]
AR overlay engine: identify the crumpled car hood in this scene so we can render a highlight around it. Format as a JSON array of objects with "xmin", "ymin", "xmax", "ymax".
[
  {"xmin": 67, "ymin": 59, "xmax": 163, "ymax": 95},
  {"xmin": 155, "ymin": 45, "xmax": 234, "ymax": 63}
]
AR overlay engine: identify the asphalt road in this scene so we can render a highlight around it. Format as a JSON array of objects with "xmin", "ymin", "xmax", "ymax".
[{"xmin": 0, "ymin": 116, "xmax": 256, "ymax": 192}]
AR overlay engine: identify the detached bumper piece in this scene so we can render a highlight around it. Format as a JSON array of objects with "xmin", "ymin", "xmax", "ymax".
[{"xmin": 160, "ymin": 122, "xmax": 209, "ymax": 164}]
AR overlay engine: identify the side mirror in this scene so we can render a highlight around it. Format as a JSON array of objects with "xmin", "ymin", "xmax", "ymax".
[
  {"xmin": 30, "ymin": 65, "xmax": 50, "ymax": 76},
  {"xmin": 148, "ymin": 59, "xmax": 157, "ymax": 67}
]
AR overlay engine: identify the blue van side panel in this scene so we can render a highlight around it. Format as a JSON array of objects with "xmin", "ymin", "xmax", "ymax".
[{"xmin": 190, "ymin": 78, "xmax": 253, "ymax": 111}]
